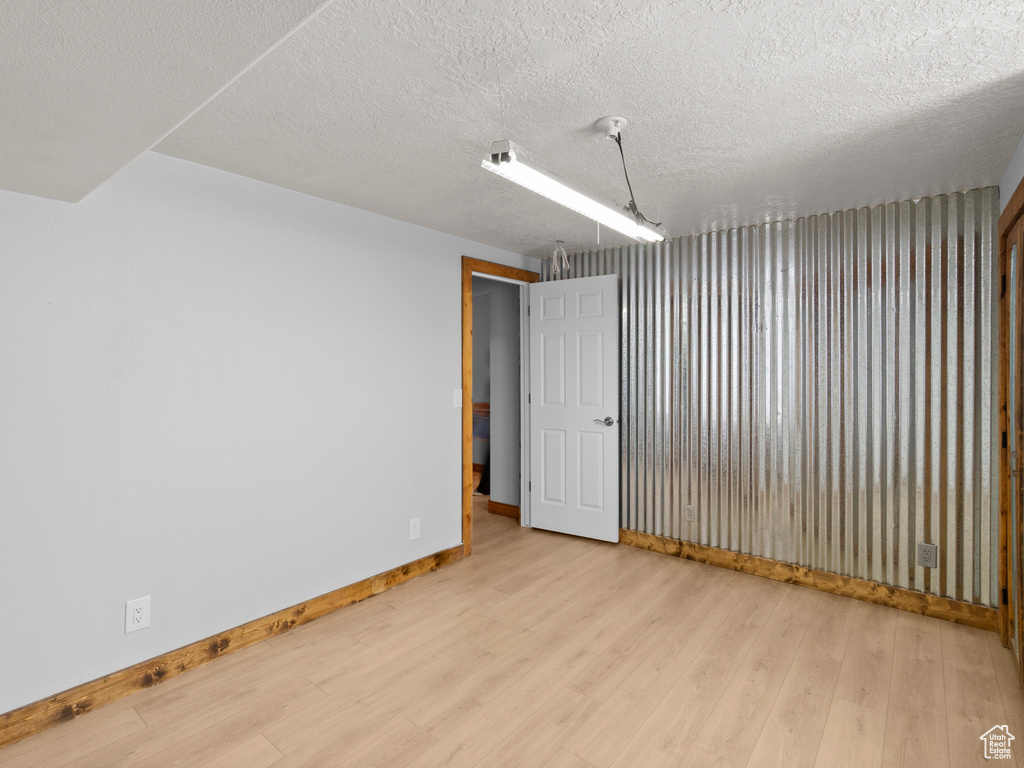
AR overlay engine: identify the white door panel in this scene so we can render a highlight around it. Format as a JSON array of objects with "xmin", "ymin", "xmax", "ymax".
[
  {"xmin": 541, "ymin": 428, "xmax": 566, "ymax": 505},
  {"xmin": 540, "ymin": 333, "xmax": 565, "ymax": 406},
  {"xmin": 530, "ymin": 275, "xmax": 619, "ymax": 542}
]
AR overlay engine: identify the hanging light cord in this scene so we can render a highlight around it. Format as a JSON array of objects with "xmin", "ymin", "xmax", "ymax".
[
  {"xmin": 614, "ymin": 133, "xmax": 661, "ymax": 228},
  {"xmin": 552, "ymin": 240, "xmax": 570, "ymax": 277}
]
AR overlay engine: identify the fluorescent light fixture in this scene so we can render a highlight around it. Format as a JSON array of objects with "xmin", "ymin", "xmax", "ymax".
[{"xmin": 481, "ymin": 140, "xmax": 665, "ymax": 243}]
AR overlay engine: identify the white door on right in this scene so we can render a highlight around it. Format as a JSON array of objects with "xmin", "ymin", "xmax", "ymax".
[{"xmin": 529, "ymin": 275, "xmax": 619, "ymax": 542}]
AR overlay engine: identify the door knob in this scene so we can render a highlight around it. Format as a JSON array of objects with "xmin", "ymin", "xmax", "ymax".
[{"xmin": 594, "ymin": 417, "xmax": 615, "ymax": 426}]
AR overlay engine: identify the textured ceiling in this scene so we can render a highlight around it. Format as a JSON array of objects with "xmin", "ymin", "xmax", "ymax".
[
  {"xmin": 7, "ymin": 1, "xmax": 1023, "ymax": 255},
  {"xmin": 155, "ymin": 0, "xmax": 1024, "ymax": 258},
  {"xmin": 0, "ymin": 0, "xmax": 329, "ymax": 202}
]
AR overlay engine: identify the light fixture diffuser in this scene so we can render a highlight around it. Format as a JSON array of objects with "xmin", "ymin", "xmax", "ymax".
[{"xmin": 481, "ymin": 140, "xmax": 665, "ymax": 243}]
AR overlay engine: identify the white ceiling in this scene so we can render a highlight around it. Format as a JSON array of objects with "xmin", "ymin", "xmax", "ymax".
[
  {"xmin": 6, "ymin": 1, "xmax": 1024, "ymax": 257},
  {"xmin": 0, "ymin": 0, "xmax": 329, "ymax": 202}
]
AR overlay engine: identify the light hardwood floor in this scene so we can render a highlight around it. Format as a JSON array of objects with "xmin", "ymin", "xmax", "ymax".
[{"xmin": 2, "ymin": 497, "xmax": 1022, "ymax": 768}]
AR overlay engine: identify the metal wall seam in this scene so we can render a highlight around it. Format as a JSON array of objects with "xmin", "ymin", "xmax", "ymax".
[
  {"xmin": 912, "ymin": 201, "xmax": 927, "ymax": 593},
  {"xmin": 897, "ymin": 201, "xmax": 912, "ymax": 590},
  {"xmin": 964, "ymin": 193, "xmax": 978, "ymax": 602},
  {"xmin": 538, "ymin": 186, "xmax": 998, "ymax": 606},
  {"xmin": 947, "ymin": 193, "xmax": 962, "ymax": 599},
  {"xmin": 982, "ymin": 186, "xmax": 997, "ymax": 606}
]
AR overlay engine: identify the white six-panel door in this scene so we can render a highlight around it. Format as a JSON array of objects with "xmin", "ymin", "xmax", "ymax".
[{"xmin": 529, "ymin": 275, "xmax": 619, "ymax": 542}]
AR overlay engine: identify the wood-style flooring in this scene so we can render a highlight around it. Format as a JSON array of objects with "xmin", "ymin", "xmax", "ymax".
[{"xmin": 2, "ymin": 496, "xmax": 1022, "ymax": 768}]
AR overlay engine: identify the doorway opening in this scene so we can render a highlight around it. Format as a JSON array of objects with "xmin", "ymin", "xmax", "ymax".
[
  {"xmin": 461, "ymin": 257, "xmax": 539, "ymax": 556},
  {"xmin": 471, "ymin": 276, "xmax": 520, "ymax": 520}
]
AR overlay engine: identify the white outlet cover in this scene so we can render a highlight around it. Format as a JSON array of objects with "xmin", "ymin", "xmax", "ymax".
[
  {"xmin": 409, "ymin": 517, "xmax": 421, "ymax": 540},
  {"xmin": 125, "ymin": 596, "xmax": 151, "ymax": 633},
  {"xmin": 916, "ymin": 542, "xmax": 939, "ymax": 569},
  {"xmin": 453, "ymin": 388, "xmax": 463, "ymax": 408}
]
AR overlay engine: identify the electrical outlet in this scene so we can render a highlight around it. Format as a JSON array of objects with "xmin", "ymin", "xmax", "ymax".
[
  {"xmin": 917, "ymin": 542, "xmax": 938, "ymax": 569},
  {"xmin": 453, "ymin": 389, "xmax": 463, "ymax": 408},
  {"xmin": 684, "ymin": 505, "xmax": 696, "ymax": 523},
  {"xmin": 125, "ymin": 596, "xmax": 151, "ymax": 634},
  {"xmin": 409, "ymin": 518, "xmax": 421, "ymax": 540}
]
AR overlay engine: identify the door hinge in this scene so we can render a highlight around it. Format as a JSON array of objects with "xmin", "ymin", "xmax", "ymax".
[
  {"xmin": 1002, "ymin": 274, "xmax": 1007, "ymax": 298},
  {"xmin": 527, "ymin": 304, "xmax": 531, "ymax": 316},
  {"xmin": 1004, "ymin": 431, "xmax": 1008, "ymax": 449},
  {"xmin": 1003, "ymin": 586, "xmax": 1009, "ymax": 606},
  {"xmin": 529, "ymin": 481, "xmax": 532, "ymax": 492},
  {"xmin": 528, "ymin": 393, "xmax": 531, "ymax": 403}
]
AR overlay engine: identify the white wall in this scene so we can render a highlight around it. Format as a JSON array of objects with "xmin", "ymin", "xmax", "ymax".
[
  {"xmin": 1001, "ymin": 128, "xmax": 1024, "ymax": 211},
  {"xmin": 488, "ymin": 281, "xmax": 521, "ymax": 507},
  {"xmin": 471, "ymin": 284, "xmax": 491, "ymax": 403},
  {"xmin": 471, "ymin": 280, "xmax": 491, "ymax": 466},
  {"xmin": 0, "ymin": 151, "xmax": 533, "ymax": 714},
  {"xmin": 468, "ymin": 278, "xmax": 521, "ymax": 503}
]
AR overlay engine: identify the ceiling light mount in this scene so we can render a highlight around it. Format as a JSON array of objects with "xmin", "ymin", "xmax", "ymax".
[{"xmin": 595, "ymin": 116, "xmax": 627, "ymax": 140}]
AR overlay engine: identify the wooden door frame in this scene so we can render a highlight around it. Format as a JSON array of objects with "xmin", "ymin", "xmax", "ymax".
[
  {"xmin": 999, "ymin": 179, "xmax": 1024, "ymax": 648},
  {"xmin": 462, "ymin": 256, "xmax": 540, "ymax": 556}
]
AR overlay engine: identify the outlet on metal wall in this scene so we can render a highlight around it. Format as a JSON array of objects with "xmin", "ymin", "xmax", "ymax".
[{"xmin": 917, "ymin": 543, "xmax": 938, "ymax": 569}]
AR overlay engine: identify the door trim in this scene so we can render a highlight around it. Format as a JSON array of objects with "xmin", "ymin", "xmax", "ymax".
[
  {"xmin": 462, "ymin": 257, "xmax": 539, "ymax": 555},
  {"xmin": 999, "ymin": 180, "xmax": 1024, "ymax": 649}
]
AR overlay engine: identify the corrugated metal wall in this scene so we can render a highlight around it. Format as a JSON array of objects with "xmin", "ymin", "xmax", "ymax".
[{"xmin": 542, "ymin": 187, "xmax": 1000, "ymax": 605}]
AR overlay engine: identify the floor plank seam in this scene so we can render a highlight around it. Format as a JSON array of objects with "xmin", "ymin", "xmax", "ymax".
[
  {"xmin": 938, "ymin": 622, "xmax": 954, "ymax": 768},
  {"xmin": 809, "ymin": 659, "xmax": 844, "ymax": 768},
  {"xmin": 132, "ymin": 705, "xmax": 151, "ymax": 728},
  {"xmin": 305, "ymin": 676, "xmax": 331, "ymax": 696}
]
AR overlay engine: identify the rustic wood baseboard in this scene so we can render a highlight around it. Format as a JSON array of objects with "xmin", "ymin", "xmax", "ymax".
[
  {"xmin": 619, "ymin": 529, "xmax": 997, "ymax": 632},
  {"xmin": 0, "ymin": 544, "xmax": 464, "ymax": 750},
  {"xmin": 487, "ymin": 500, "xmax": 520, "ymax": 521}
]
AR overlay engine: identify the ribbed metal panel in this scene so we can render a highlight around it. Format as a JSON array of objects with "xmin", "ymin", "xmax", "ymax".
[{"xmin": 542, "ymin": 187, "xmax": 1000, "ymax": 605}]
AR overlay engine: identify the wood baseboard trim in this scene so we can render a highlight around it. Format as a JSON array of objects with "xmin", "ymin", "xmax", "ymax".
[
  {"xmin": 619, "ymin": 529, "xmax": 997, "ymax": 632},
  {"xmin": 0, "ymin": 544, "xmax": 464, "ymax": 750},
  {"xmin": 487, "ymin": 500, "xmax": 520, "ymax": 521}
]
